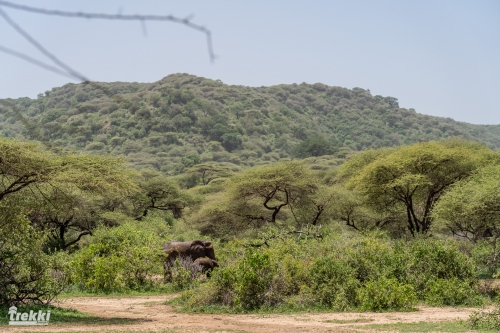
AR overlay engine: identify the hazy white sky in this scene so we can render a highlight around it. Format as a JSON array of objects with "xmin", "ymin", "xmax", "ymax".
[{"xmin": 0, "ymin": 0, "xmax": 499, "ymax": 124}]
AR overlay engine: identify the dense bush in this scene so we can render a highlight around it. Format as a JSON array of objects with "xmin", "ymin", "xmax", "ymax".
[
  {"xmin": 468, "ymin": 302, "xmax": 500, "ymax": 330},
  {"xmin": 395, "ymin": 239, "xmax": 477, "ymax": 299},
  {"xmin": 70, "ymin": 221, "xmax": 167, "ymax": 293},
  {"xmin": 357, "ymin": 277, "xmax": 417, "ymax": 311},
  {"xmin": 183, "ymin": 233, "xmax": 484, "ymax": 312},
  {"xmin": 233, "ymin": 250, "xmax": 275, "ymax": 310},
  {"xmin": 0, "ymin": 204, "xmax": 71, "ymax": 306},
  {"xmin": 307, "ymin": 257, "xmax": 359, "ymax": 310},
  {"xmin": 471, "ymin": 241, "xmax": 500, "ymax": 278},
  {"xmin": 167, "ymin": 257, "xmax": 204, "ymax": 291},
  {"xmin": 424, "ymin": 278, "xmax": 482, "ymax": 306}
]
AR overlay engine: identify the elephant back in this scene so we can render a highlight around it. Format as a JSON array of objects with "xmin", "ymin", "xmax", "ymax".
[
  {"xmin": 163, "ymin": 241, "xmax": 187, "ymax": 259},
  {"xmin": 163, "ymin": 239, "xmax": 216, "ymax": 261}
]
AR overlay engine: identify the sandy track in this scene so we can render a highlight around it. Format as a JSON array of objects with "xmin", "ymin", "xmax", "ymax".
[{"xmin": 1, "ymin": 295, "xmax": 480, "ymax": 333}]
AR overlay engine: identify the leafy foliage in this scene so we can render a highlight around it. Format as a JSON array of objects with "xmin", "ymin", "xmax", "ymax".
[
  {"xmin": 3, "ymin": 74, "xmax": 500, "ymax": 176},
  {"xmin": 167, "ymin": 257, "xmax": 204, "ymax": 291},
  {"xmin": 191, "ymin": 161, "xmax": 337, "ymax": 238},
  {"xmin": 134, "ymin": 173, "xmax": 199, "ymax": 219},
  {"xmin": 182, "ymin": 234, "xmax": 483, "ymax": 312},
  {"xmin": 0, "ymin": 137, "xmax": 145, "ymax": 304},
  {"xmin": 341, "ymin": 139, "xmax": 498, "ymax": 234},
  {"xmin": 357, "ymin": 277, "xmax": 417, "ymax": 311},
  {"xmin": 184, "ymin": 163, "xmax": 233, "ymax": 185},
  {"xmin": 0, "ymin": 137, "xmax": 141, "ymax": 251},
  {"xmin": 433, "ymin": 165, "xmax": 500, "ymax": 242},
  {"xmin": 292, "ymin": 135, "xmax": 338, "ymax": 158},
  {"xmin": 468, "ymin": 302, "xmax": 500, "ymax": 330},
  {"xmin": 0, "ymin": 203, "xmax": 71, "ymax": 306},
  {"xmin": 424, "ymin": 278, "xmax": 483, "ymax": 306},
  {"xmin": 70, "ymin": 221, "xmax": 167, "ymax": 293},
  {"xmin": 308, "ymin": 257, "xmax": 359, "ymax": 310}
]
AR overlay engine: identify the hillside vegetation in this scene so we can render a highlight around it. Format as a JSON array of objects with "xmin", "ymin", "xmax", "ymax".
[{"xmin": 1, "ymin": 73, "xmax": 500, "ymax": 177}]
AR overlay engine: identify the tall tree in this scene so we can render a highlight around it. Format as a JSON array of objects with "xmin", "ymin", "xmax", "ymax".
[
  {"xmin": 433, "ymin": 165, "xmax": 500, "ymax": 241},
  {"xmin": 0, "ymin": 138, "xmax": 140, "ymax": 250},
  {"xmin": 0, "ymin": 139, "xmax": 57, "ymax": 201},
  {"xmin": 194, "ymin": 161, "xmax": 334, "ymax": 238},
  {"xmin": 228, "ymin": 161, "xmax": 317, "ymax": 227},
  {"xmin": 292, "ymin": 136, "xmax": 338, "ymax": 158},
  {"xmin": 341, "ymin": 139, "xmax": 498, "ymax": 235},
  {"xmin": 185, "ymin": 163, "xmax": 233, "ymax": 185},
  {"xmin": 134, "ymin": 176, "xmax": 198, "ymax": 219}
]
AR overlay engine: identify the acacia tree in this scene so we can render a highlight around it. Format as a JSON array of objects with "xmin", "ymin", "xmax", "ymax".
[
  {"xmin": 194, "ymin": 161, "xmax": 333, "ymax": 239},
  {"xmin": 292, "ymin": 135, "xmax": 338, "ymax": 158},
  {"xmin": 134, "ymin": 175, "xmax": 198, "ymax": 219},
  {"xmin": 0, "ymin": 139, "xmax": 139, "ymax": 249},
  {"xmin": 0, "ymin": 138, "xmax": 145, "ymax": 304},
  {"xmin": 325, "ymin": 186, "xmax": 377, "ymax": 231},
  {"xmin": 28, "ymin": 189, "xmax": 96, "ymax": 251},
  {"xmin": 184, "ymin": 162, "xmax": 233, "ymax": 185},
  {"xmin": 341, "ymin": 139, "xmax": 498, "ymax": 235},
  {"xmin": 20, "ymin": 153, "xmax": 140, "ymax": 250},
  {"xmin": 0, "ymin": 202, "xmax": 70, "ymax": 306},
  {"xmin": 27, "ymin": 189, "xmax": 137, "ymax": 251},
  {"xmin": 433, "ymin": 165, "xmax": 500, "ymax": 241},
  {"xmin": 0, "ymin": 139, "xmax": 58, "ymax": 200},
  {"xmin": 0, "ymin": 138, "xmax": 139, "ymax": 199},
  {"xmin": 336, "ymin": 147, "xmax": 395, "ymax": 182},
  {"xmin": 228, "ymin": 161, "xmax": 317, "ymax": 226}
]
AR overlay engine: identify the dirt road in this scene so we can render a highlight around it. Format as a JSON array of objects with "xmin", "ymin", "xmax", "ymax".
[{"xmin": 2, "ymin": 295, "xmax": 480, "ymax": 333}]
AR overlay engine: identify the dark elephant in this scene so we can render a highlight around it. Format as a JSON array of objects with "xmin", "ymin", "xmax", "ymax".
[
  {"xmin": 163, "ymin": 240, "xmax": 216, "ymax": 279},
  {"xmin": 193, "ymin": 257, "xmax": 219, "ymax": 277}
]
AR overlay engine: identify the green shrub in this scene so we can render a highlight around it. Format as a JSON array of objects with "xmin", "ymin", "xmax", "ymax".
[
  {"xmin": 424, "ymin": 278, "xmax": 484, "ymax": 306},
  {"xmin": 180, "ymin": 233, "xmax": 483, "ymax": 312},
  {"xmin": 167, "ymin": 257, "xmax": 204, "ymax": 291},
  {"xmin": 186, "ymin": 244, "xmax": 308, "ymax": 310},
  {"xmin": 357, "ymin": 277, "xmax": 417, "ymax": 311},
  {"xmin": 471, "ymin": 241, "xmax": 500, "ymax": 278},
  {"xmin": 85, "ymin": 141, "xmax": 105, "ymax": 150},
  {"xmin": 308, "ymin": 257, "xmax": 358, "ymax": 310},
  {"xmin": 0, "ymin": 207, "xmax": 71, "ymax": 306},
  {"xmin": 396, "ymin": 239, "xmax": 476, "ymax": 298},
  {"xmin": 272, "ymin": 253, "xmax": 310, "ymax": 297},
  {"xmin": 72, "ymin": 250, "xmax": 125, "ymax": 292},
  {"xmin": 344, "ymin": 235, "xmax": 394, "ymax": 282},
  {"xmin": 468, "ymin": 302, "xmax": 500, "ymax": 330},
  {"xmin": 233, "ymin": 249, "xmax": 275, "ymax": 310},
  {"xmin": 70, "ymin": 222, "xmax": 165, "ymax": 293},
  {"xmin": 210, "ymin": 267, "xmax": 237, "ymax": 306}
]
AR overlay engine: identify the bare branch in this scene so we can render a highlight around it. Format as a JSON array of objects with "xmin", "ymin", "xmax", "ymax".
[
  {"xmin": 0, "ymin": 45, "xmax": 76, "ymax": 79},
  {"xmin": 243, "ymin": 225, "xmax": 323, "ymax": 248},
  {"xmin": 0, "ymin": 1, "xmax": 216, "ymax": 62},
  {"xmin": 0, "ymin": 7, "xmax": 88, "ymax": 80},
  {"xmin": 64, "ymin": 230, "xmax": 92, "ymax": 249}
]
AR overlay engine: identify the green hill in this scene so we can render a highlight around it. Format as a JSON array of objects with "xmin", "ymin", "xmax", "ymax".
[{"xmin": 1, "ymin": 73, "xmax": 499, "ymax": 175}]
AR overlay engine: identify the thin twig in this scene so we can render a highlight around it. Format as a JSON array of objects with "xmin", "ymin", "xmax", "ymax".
[
  {"xmin": 243, "ymin": 225, "xmax": 323, "ymax": 248},
  {"xmin": 0, "ymin": 1, "xmax": 216, "ymax": 62},
  {"xmin": 0, "ymin": 7, "xmax": 88, "ymax": 80},
  {"xmin": 0, "ymin": 45, "xmax": 76, "ymax": 79}
]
